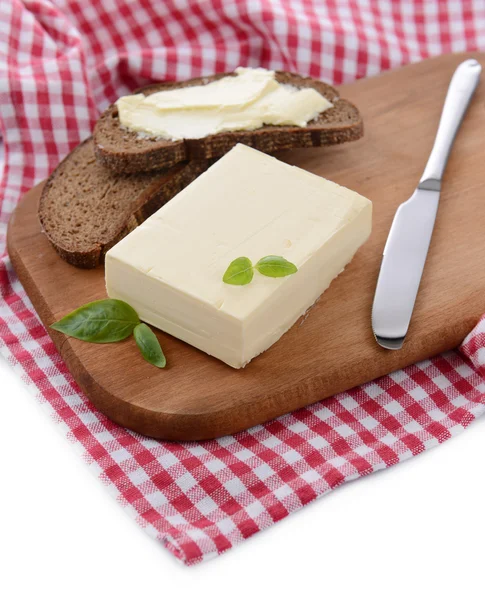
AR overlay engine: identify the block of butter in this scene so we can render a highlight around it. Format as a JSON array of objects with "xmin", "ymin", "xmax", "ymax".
[{"xmin": 105, "ymin": 144, "xmax": 372, "ymax": 368}]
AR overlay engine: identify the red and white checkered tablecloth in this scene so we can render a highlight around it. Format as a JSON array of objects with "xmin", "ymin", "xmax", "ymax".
[{"xmin": 1, "ymin": 0, "xmax": 485, "ymax": 566}]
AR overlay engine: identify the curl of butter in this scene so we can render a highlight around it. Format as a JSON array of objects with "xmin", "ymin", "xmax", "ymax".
[{"xmin": 116, "ymin": 67, "xmax": 333, "ymax": 141}]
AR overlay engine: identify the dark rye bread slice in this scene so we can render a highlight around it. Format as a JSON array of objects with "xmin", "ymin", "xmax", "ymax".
[
  {"xmin": 94, "ymin": 71, "xmax": 363, "ymax": 174},
  {"xmin": 39, "ymin": 138, "xmax": 207, "ymax": 269}
]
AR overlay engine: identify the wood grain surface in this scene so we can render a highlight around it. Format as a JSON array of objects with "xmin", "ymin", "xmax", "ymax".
[{"xmin": 7, "ymin": 53, "xmax": 485, "ymax": 441}]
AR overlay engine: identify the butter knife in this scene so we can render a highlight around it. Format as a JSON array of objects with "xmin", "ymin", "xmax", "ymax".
[{"xmin": 372, "ymin": 58, "xmax": 482, "ymax": 350}]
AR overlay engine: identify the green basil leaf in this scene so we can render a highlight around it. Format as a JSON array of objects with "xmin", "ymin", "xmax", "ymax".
[
  {"xmin": 222, "ymin": 257, "xmax": 254, "ymax": 285},
  {"xmin": 50, "ymin": 299, "xmax": 140, "ymax": 343},
  {"xmin": 134, "ymin": 323, "xmax": 166, "ymax": 368},
  {"xmin": 255, "ymin": 255, "xmax": 298, "ymax": 278}
]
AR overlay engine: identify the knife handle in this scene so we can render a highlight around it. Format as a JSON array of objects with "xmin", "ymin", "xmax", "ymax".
[{"xmin": 419, "ymin": 59, "xmax": 481, "ymax": 188}]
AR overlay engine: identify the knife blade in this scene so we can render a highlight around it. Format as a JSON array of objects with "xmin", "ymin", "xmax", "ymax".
[{"xmin": 372, "ymin": 58, "xmax": 482, "ymax": 350}]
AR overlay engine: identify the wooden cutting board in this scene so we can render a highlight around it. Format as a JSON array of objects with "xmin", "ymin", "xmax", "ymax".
[{"xmin": 8, "ymin": 53, "xmax": 485, "ymax": 441}]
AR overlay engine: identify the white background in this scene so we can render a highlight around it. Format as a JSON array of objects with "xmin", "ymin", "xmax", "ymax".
[{"xmin": 1, "ymin": 357, "xmax": 484, "ymax": 600}]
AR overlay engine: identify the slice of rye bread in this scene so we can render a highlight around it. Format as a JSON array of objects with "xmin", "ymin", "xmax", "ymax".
[
  {"xmin": 39, "ymin": 138, "xmax": 207, "ymax": 269},
  {"xmin": 94, "ymin": 71, "xmax": 363, "ymax": 174}
]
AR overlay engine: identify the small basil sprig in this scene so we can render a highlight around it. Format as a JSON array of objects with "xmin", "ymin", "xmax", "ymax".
[
  {"xmin": 51, "ymin": 299, "xmax": 140, "ymax": 343},
  {"xmin": 51, "ymin": 299, "xmax": 166, "ymax": 369},
  {"xmin": 223, "ymin": 255, "xmax": 298, "ymax": 286},
  {"xmin": 255, "ymin": 255, "xmax": 298, "ymax": 278},
  {"xmin": 222, "ymin": 257, "xmax": 254, "ymax": 285},
  {"xmin": 134, "ymin": 323, "xmax": 166, "ymax": 368}
]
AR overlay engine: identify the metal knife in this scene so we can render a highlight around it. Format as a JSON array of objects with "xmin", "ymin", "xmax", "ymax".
[{"xmin": 372, "ymin": 58, "xmax": 482, "ymax": 350}]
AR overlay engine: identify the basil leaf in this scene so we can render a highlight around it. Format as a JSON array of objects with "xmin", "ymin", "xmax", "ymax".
[
  {"xmin": 222, "ymin": 257, "xmax": 254, "ymax": 285},
  {"xmin": 134, "ymin": 323, "xmax": 166, "ymax": 368},
  {"xmin": 255, "ymin": 255, "xmax": 298, "ymax": 278},
  {"xmin": 51, "ymin": 299, "xmax": 140, "ymax": 343}
]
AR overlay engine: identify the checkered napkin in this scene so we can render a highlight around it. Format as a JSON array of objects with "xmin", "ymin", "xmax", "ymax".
[{"xmin": 1, "ymin": 1, "xmax": 485, "ymax": 565}]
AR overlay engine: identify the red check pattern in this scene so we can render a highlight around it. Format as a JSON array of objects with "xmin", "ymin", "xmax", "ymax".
[{"xmin": 1, "ymin": 0, "xmax": 485, "ymax": 566}]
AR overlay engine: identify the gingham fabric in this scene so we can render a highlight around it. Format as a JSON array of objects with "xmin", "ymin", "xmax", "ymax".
[{"xmin": 1, "ymin": 0, "xmax": 485, "ymax": 566}]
